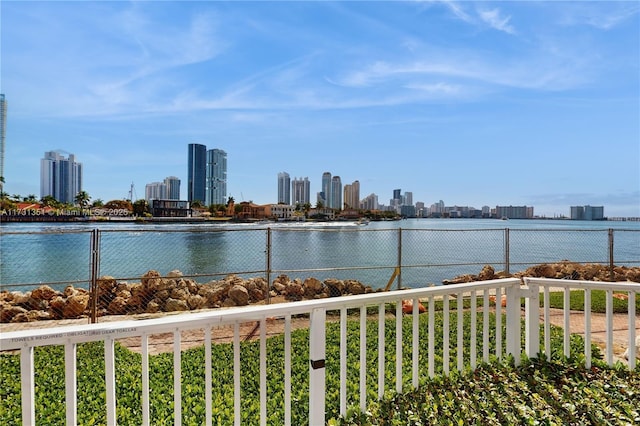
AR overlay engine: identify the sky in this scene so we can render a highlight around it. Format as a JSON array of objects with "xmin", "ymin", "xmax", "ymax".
[{"xmin": 1, "ymin": 1, "xmax": 639, "ymax": 218}]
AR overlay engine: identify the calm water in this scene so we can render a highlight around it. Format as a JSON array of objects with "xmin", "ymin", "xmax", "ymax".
[{"xmin": 1, "ymin": 219, "xmax": 639, "ymax": 291}]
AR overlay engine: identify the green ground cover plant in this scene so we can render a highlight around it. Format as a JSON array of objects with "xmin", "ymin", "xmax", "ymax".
[
  {"xmin": 545, "ymin": 289, "xmax": 640, "ymax": 314},
  {"xmin": 0, "ymin": 310, "xmax": 637, "ymax": 425}
]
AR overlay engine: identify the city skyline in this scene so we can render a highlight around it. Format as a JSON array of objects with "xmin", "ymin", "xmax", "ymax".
[{"xmin": 1, "ymin": 2, "xmax": 638, "ymax": 217}]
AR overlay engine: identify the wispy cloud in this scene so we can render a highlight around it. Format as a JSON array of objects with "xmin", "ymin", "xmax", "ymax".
[
  {"xmin": 558, "ymin": 3, "xmax": 640, "ymax": 30},
  {"xmin": 435, "ymin": 1, "xmax": 516, "ymax": 34},
  {"xmin": 477, "ymin": 8, "xmax": 515, "ymax": 34}
]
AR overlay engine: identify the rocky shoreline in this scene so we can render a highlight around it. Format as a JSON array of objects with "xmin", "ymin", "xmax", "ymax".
[{"xmin": 1, "ymin": 261, "xmax": 639, "ymax": 324}]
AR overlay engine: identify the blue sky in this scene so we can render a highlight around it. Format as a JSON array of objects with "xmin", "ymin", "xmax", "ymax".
[{"xmin": 2, "ymin": 1, "xmax": 639, "ymax": 217}]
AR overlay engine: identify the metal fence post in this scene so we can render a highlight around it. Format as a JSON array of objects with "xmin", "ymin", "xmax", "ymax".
[
  {"xmin": 504, "ymin": 228, "xmax": 510, "ymax": 275},
  {"xmin": 266, "ymin": 227, "xmax": 272, "ymax": 304},
  {"xmin": 608, "ymin": 228, "xmax": 614, "ymax": 282},
  {"xmin": 90, "ymin": 229, "xmax": 100, "ymax": 324},
  {"xmin": 397, "ymin": 228, "xmax": 402, "ymax": 290}
]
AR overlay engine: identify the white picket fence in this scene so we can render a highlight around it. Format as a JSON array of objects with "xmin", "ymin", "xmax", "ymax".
[{"xmin": 1, "ymin": 277, "xmax": 638, "ymax": 425}]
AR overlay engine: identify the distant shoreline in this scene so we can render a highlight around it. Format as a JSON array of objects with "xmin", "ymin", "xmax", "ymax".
[{"xmin": 2, "ymin": 215, "xmax": 639, "ymax": 224}]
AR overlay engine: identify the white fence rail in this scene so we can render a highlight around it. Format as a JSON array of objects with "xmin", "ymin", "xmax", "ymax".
[{"xmin": 1, "ymin": 278, "xmax": 638, "ymax": 425}]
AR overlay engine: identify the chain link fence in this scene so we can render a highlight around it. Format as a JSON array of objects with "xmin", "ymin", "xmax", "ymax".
[{"xmin": 1, "ymin": 226, "xmax": 639, "ymax": 325}]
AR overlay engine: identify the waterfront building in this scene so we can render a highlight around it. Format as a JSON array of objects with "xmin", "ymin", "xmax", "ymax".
[
  {"xmin": 277, "ymin": 172, "xmax": 291, "ymax": 204},
  {"xmin": 0, "ymin": 94, "xmax": 6, "ymax": 190},
  {"xmin": 150, "ymin": 199, "xmax": 190, "ymax": 217},
  {"xmin": 206, "ymin": 149, "xmax": 227, "ymax": 206},
  {"xmin": 495, "ymin": 205, "xmax": 534, "ymax": 219},
  {"xmin": 415, "ymin": 201, "xmax": 425, "ymax": 217},
  {"xmin": 343, "ymin": 180, "xmax": 360, "ymax": 210},
  {"xmin": 165, "ymin": 176, "xmax": 180, "ymax": 200},
  {"xmin": 404, "ymin": 191, "xmax": 413, "ymax": 207},
  {"xmin": 361, "ymin": 193, "xmax": 379, "ymax": 211},
  {"xmin": 40, "ymin": 151, "xmax": 82, "ymax": 204},
  {"xmin": 187, "ymin": 143, "xmax": 206, "ymax": 204},
  {"xmin": 571, "ymin": 205, "xmax": 604, "ymax": 220},
  {"xmin": 145, "ymin": 176, "xmax": 180, "ymax": 202},
  {"xmin": 266, "ymin": 203, "xmax": 295, "ymax": 220},
  {"xmin": 145, "ymin": 182, "xmax": 165, "ymax": 201},
  {"xmin": 292, "ymin": 177, "xmax": 311, "ymax": 205},
  {"xmin": 321, "ymin": 172, "xmax": 332, "ymax": 207},
  {"xmin": 330, "ymin": 176, "xmax": 342, "ymax": 210}
]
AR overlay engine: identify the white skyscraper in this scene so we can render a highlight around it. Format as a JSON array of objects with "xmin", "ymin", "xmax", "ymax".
[
  {"xmin": 278, "ymin": 172, "xmax": 291, "ymax": 204},
  {"xmin": 40, "ymin": 151, "xmax": 83, "ymax": 204},
  {"xmin": 291, "ymin": 177, "xmax": 311, "ymax": 205}
]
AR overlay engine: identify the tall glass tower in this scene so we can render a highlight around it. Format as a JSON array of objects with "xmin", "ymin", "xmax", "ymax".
[
  {"xmin": 277, "ymin": 172, "xmax": 290, "ymax": 204},
  {"xmin": 165, "ymin": 176, "xmax": 181, "ymax": 200},
  {"xmin": 206, "ymin": 149, "xmax": 227, "ymax": 206},
  {"xmin": 0, "ymin": 94, "xmax": 6, "ymax": 190},
  {"xmin": 331, "ymin": 176, "xmax": 342, "ymax": 210},
  {"xmin": 40, "ymin": 151, "xmax": 83, "ymax": 204},
  {"xmin": 321, "ymin": 172, "xmax": 332, "ymax": 207},
  {"xmin": 187, "ymin": 143, "xmax": 206, "ymax": 204}
]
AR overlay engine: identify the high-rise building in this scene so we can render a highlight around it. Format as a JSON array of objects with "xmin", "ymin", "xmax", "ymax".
[
  {"xmin": 291, "ymin": 177, "xmax": 311, "ymax": 205},
  {"xmin": 404, "ymin": 191, "xmax": 413, "ymax": 207},
  {"xmin": 145, "ymin": 182, "xmax": 166, "ymax": 201},
  {"xmin": 206, "ymin": 148, "xmax": 227, "ymax": 206},
  {"xmin": 0, "ymin": 94, "xmax": 6, "ymax": 191},
  {"xmin": 321, "ymin": 172, "xmax": 332, "ymax": 207},
  {"xmin": 343, "ymin": 180, "xmax": 360, "ymax": 209},
  {"xmin": 277, "ymin": 172, "xmax": 291, "ymax": 204},
  {"xmin": 570, "ymin": 205, "xmax": 604, "ymax": 220},
  {"xmin": 495, "ymin": 205, "xmax": 533, "ymax": 219},
  {"xmin": 40, "ymin": 151, "xmax": 83, "ymax": 204},
  {"xmin": 361, "ymin": 193, "xmax": 379, "ymax": 210},
  {"xmin": 146, "ymin": 176, "xmax": 181, "ymax": 202},
  {"xmin": 331, "ymin": 176, "xmax": 342, "ymax": 210},
  {"xmin": 165, "ymin": 176, "xmax": 180, "ymax": 200},
  {"xmin": 187, "ymin": 143, "xmax": 206, "ymax": 204}
]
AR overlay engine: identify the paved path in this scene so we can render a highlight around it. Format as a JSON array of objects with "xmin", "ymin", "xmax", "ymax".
[{"xmin": 544, "ymin": 308, "xmax": 638, "ymax": 360}]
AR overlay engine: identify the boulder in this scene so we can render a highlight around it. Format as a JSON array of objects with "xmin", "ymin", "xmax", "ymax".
[
  {"xmin": 107, "ymin": 296, "xmax": 129, "ymax": 315},
  {"xmin": 229, "ymin": 285, "xmax": 249, "ymax": 306},
  {"xmin": 477, "ymin": 265, "xmax": 495, "ymax": 281},
  {"xmin": 31, "ymin": 285, "xmax": 58, "ymax": 301},
  {"xmin": 303, "ymin": 277, "xmax": 324, "ymax": 298},
  {"xmin": 0, "ymin": 305, "xmax": 27, "ymax": 323},
  {"xmin": 187, "ymin": 294, "xmax": 206, "ymax": 310},
  {"xmin": 146, "ymin": 300, "xmax": 161, "ymax": 313},
  {"xmin": 324, "ymin": 279, "xmax": 344, "ymax": 297},
  {"xmin": 141, "ymin": 270, "xmax": 162, "ymax": 292},
  {"xmin": 49, "ymin": 296, "xmax": 66, "ymax": 319},
  {"xmin": 345, "ymin": 280, "xmax": 365, "ymax": 295},
  {"xmin": 63, "ymin": 293, "xmax": 90, "ymax": 318},
  {"xmin": 283, "ymin": 282, "xmax": 304, "ymax": 301},
  {"xmin": 165, "ymin": 298, "xmax": 189, "ymax": 312},
  {"xmin": 167, "ymin": 269, "xmax": 183, "ymax": 278}
]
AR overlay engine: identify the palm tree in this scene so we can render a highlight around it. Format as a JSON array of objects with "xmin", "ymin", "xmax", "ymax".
[
  {"xmin": 40, "ymin": 195, "xmax": 60, "ymax": 208},
  {"xmin": 75, "ymin": 191, "xmax": 91, "ymax": 208}
]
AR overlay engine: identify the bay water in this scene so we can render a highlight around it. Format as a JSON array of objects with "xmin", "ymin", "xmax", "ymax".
[{"xmin": 1, "ymin": 219, "xmax": 638, "ymax": 291}]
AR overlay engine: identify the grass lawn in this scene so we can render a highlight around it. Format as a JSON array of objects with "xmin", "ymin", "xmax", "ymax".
[{"xmin": 1, "ymin": 307, "xmax": 638, "ymax": 425}]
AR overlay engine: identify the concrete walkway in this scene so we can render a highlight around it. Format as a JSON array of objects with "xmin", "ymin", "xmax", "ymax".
[{"xmin": 544, "ymin": 308, "xmax": 639, "ymax": 360}]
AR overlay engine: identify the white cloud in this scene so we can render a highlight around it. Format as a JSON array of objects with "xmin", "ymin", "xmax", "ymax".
[{"xmin": 478, "ymin": 8, "xmax": 516, "ymax": 34}]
